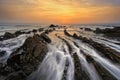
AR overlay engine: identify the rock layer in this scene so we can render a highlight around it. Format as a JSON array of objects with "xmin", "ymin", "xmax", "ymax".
[{"xmin": 0, "ymin": 34, "xmax": 48, "ymax": 80}]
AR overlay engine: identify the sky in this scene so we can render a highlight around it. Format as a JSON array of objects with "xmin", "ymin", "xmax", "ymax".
[{"xmin": 0, "ymin": 0, "xmax": 120, "ymax": 24}]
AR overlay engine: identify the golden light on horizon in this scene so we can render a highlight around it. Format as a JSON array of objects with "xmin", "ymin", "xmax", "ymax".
[{"xmin": 0, "ymin": 0, "xmax": 120, "ymax": 24}]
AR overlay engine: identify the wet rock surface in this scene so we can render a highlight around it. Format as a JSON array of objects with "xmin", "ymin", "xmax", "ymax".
[
  {"xmin": 79, "ymin": 37, "xmax": 120, "ymax": 63},
  {"xmin": 40, "ymin": 33, "xmax": 51, "ymax": 43},
  {"xmin": 0, "ymin": 25, "xmax": 120, "ymax": 80},
  {"xmin": 93, "ymin": 61, "xmax": 117, "ymax": 80},
  {"xmin": 0, "ymin": 32, "xmax": 15, "ymax": 41},
  {"xmin": 0, "ymin": 31, "xmax": 26, "ymax": 41},
  {"xmin": 94, "ymin": 27, "xmax": 120, "ymax": 39},
  {"xmin": 0, "ymin": 34, "xmax": 48, "ymax": 80},
  {"xmin": 61, "ymin": 59, "xmax": 70, "ymax": 80},
  {"xmin": 0, "ymin": 27, "xmax": 45, "ymax": 41},
  {"xmin": 32, "ymin": 29, "xmax": 37, "ymax": 33},
  {"xmin": 49, "ymin": 24, "xmax": 58, "ymax": 28},
  {"xmin": 64, "ymin": 29, "xmax": 120, "ymax": 79},
  {"xmin": 0, "ymin": 51, "xmax": 6, "ymax": 57},
  {"xmin": 39, "ymin": 28, "xmax": 44, "ymax": 32},
  {"xmin": 84, "ymin": 55, "xmax": 117, "ymax": 80},
  {"xmin": 64, "ymin": 30, "xmax": 120, "ymax": 63},
  {"xmin": 58, "ymin": 36, "xmax": 73, "ymax": 53},
  {"xmin": 73, "ymin": 53, "xmax": 90, "ymax": 80},
  {"xmin": 84, "ymin": 28, "xmax": 93, "ymax": 31}
]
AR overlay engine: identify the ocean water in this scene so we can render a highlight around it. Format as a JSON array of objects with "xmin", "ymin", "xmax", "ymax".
[
  {"xmin": 0, "ymin": 24, "xmax": 48, "ymax": 35},
  {"xmin": 0, "ymin": 24, "xmax": 114, "ymax": 35}
]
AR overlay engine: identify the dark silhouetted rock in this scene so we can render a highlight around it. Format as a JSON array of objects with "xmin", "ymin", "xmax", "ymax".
[
  {"xmin": 32, "ymin": 29, "xmax": 37, "ymax": 33},
  {"xmin": 40, "ymin": 33, "xmax": 51, "ymax": 43},
  {"xmin": 64, "ymin": 31, "xmax": 120, "ymax": 64},
  {"xmin": 44, "ymin": 30, "xmax": 49, "ymax": 34},
  {"xmin": 64, "ymin": 30, "xmax": 72, "ymax": 37},
  {"xmin": 49, "ymin": 24, "xmax": 57, "ymax": 28},
  {"xmin": 26, "ymin": 31, "xmax": 31, "ymax": 34},
  {"xmin": 73, "ymin": 53, "xmax": 90, "ymax": 80},
  {"xmin": 5, "ymin": 71, "xmax": 26, "ymax": 80},
  {"xmin": 86, "ymin": 55, "xmax": 94, "ymax": 63},
  {"xmin": 15, "ymin": 31, "xmax": 25, "ymax": 36},
  {"xmin": 39, "ymin": 28, "xmax": 44, "ymax": 32},
  {"xmin": 0, "ymin": 30, "xmax": 27, "ymax": 41},
  {"xmin": 93, "ymin": 61, "xmax": 117, "ymax": 80},
  {"xmin": 0, "ymin": 34, "xmax": 48, "ymax": 80},
  {"xmin": 0, "ymin": 51, "xmax": 6, "ymax": 57},
  {"xmin": 80, "ymin": 28, "xmax": 83, "ymax": 30},
  {"xmin": 4, "ymin": 32, "xmax": 15, "ymax": 40},
  {"xmin": 73, "ymin": 33, "xmax": 79, "ymax": 39},
  {"xmin": 94, "ymin": 27, "xmax": 120, "ymax": 38},
  {"xmin": 84, "ymin": 28, "xmax": 93, "ymax": 31},
  {"xmin": 94, "ymin": 28, "xmax": 102, "ymax": 33}
]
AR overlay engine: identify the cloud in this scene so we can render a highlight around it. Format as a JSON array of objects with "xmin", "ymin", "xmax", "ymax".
[
  {"xmin": 0, "ymin": 0, "xmax": 120, "ymax": 24},
  {"xmin": 89, "ymin": 0, "xmax": 120, "ymax": 6}
]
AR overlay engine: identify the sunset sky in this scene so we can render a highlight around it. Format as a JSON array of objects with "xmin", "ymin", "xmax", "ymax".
[{"xmin": 0, "ymin": 0, "xmax": 120, "ymax": 24}]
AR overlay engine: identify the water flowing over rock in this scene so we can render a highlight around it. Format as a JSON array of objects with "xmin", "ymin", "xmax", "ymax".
[
  {"xmin": 0, "ymin": 34, "xmax": 48, "ymax": 80},
  {"xmin": 49, "ymin": 24, "xmax": 58, "ymax": 28},
  {"xmin": 0, "ymin": 25, "xmax": 120, "ymax": 80},
  {"xmin": 84, "ymin": 28, "xmax": 93, "ymax": 31},
  {"xmin": 0, "ymin": 31, "xmax": 28, "ymax": 41},
  {"xmin": 94, "ymin": 27, "xmax": 120, "ymax": 39},
  {"xmin": 40, "ymin": 33, "xmax": 51, "ymax": 43}
]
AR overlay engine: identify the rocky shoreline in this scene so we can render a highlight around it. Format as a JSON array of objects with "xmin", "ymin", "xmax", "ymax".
[
  {"xmin": 64, "ymin": 28, "xmax": 120, "ymax": 80},
  {"xmin": 94, "ymin": 27, "xmax": 120, "ymax": 40},
  {"xmin": 0, "ymin": 34, "xmax": 50, "ymax": 80},
  {"xmin": 0, "ymin": 25, "xmax": 120, "ymax": 80}
]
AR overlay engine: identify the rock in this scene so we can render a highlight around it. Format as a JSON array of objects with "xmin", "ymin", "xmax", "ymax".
[
  {"xmin": 86, "ymin": 55, "xmax": 94, "ymax": 63},
  {"xmin": 114, "ymin": 27, "xmax": 120, "ymax": 30},
  {"xmin": 72, "ymin": 34, "xmax": 120, "ymax": 63},
  {"xmin": 80, "ymin": 28, "xmax": 83, "ymax": 30},
  {"xmin": 15, "ymin": 31, "xmax": 25, "ymax": 36},
  {"xmin": 3, "ymin": 32, "xmax": 15, "ymax": 40},
  {"xmin": 44, "ymin": 28, "xmax": 55, "ymax": 34},
  {"xmin": 64, "ymin": 30, "xmax": 72, "ymax": 37},
  {"xmin": 93, "ymin": 61, "xmax": 117, "ymax": 80},
  {"xmin": 16, "ymin": 34, "xmax": 48, "ymax": 75},
  {"xmin": 58, "ymin": 37, "xmax": 73, "ymax": 53},
  {"xmin": 0, "ymin": 34, "xmax": 48, "ymax": 80},
  {"xmin": 64, "ymin": 31, "xmax": 120, "ymax": 64},
  {"xmin": 94, "ymin": 27, "xmax": 120, "ymax": 38},
  {"xmin": 39, "ymin": 28, "xmax": 44, "ymax": 32},
  {"xmin": 81, "ymin": 52, "xmax": 117, "ymax": 80},
  {"xmin": 0, "ymin": 30, "xmax": 27, "ymax": 41},
  {"xmin": 73, "ymin": 53, "xmax": 90, "ymax": 80},
  {"xmin": 0, "ymin": 36, "xmax": 4, "ymax": 41},
  {"xmin": 73, "ymin": 33, "xmax": 79, "ymax": 39},
  {"xmin": 49, "ymin": 24, "xmax": 57, "ymax": 28},
  {"xmin": 5, "ymin": 71, "xmax": 26, "ymax": 80},
  {"xmin": 32, "ymin": 29, "xmax": 37, "ymax": 33},
  {"xmin": 62, "ymin": 58, "xmax": 70, "ymax": 80},
  {"xmin": 0, "ymin": 51, "xmax": 6, "ymax": 57},
  {"xmin": 44, "ymin": 30, "xmax": 49, "ymax": 34},
  {"xmin": 26, "ymin": 31, "xmax": 31, "ymax": 34},
  {"xmin": 40, "ymin": 33, "xmax": 51, "ymax": 43},
  {"xmin": 94, "ymin": 28, "xmax": 103, "ymax": 33},
  {"xmin": 84, "ymin": 28, "xmax": 93, "ymax": 31}
]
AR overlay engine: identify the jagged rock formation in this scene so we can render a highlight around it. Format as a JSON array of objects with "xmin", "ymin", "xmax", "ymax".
[
  {"xmin": 64, "ymin": 29, "xmax": 120, "ymax": 80},
  {"xmin": 94, "ymin": 27, "xmax": 120, "ymax": 38},
  {"xmin": 84, "ymin": 28, "xmax": 93, "ymax": 31},
  {"xmin": 0, "ymin": 31, "xmax": 26, "ymax": 41},
  {"xmin": 0, "ymin": 34, "xmax": 48, "ymax": 80},
  {"xmin": 0, "ymin": 25, "xmax": 120, "ymax": 80}
]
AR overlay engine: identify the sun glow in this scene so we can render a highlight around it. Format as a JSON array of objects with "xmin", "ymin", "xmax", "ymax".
[{"xmin": 0, "ymin": 0, "xmax": 120, "ymax": 24}]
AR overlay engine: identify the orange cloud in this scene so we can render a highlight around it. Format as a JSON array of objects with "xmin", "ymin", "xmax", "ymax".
[{"xmin": 0, "ymin": 0, "xmax": 120, "ymax": 24}]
